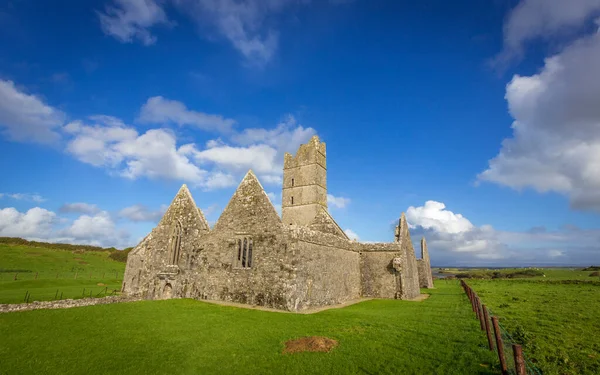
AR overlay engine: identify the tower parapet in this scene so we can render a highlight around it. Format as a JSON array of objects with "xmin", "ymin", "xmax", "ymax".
[{"xmin": 282, "ymin": 135, "xmax": 328, "ymax": 226}]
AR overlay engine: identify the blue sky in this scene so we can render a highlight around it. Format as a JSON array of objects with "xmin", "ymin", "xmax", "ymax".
[{"xmin": 1, "ymin": 0, "xmax": 600, "ymax": 266}]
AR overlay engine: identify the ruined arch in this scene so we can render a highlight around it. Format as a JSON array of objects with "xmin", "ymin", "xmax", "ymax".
[{"xmin": 163, "ymin": 283, "xmax": 173, "ymax": 299}]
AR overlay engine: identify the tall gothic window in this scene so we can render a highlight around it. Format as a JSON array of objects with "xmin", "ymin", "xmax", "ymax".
[
  {"xmin": 235, "ymin": 237, "xmax": 253, "ymax": 269},
  {"xmin": 168, "ymin": 221, "xmax": 182, "ymax": 265}
]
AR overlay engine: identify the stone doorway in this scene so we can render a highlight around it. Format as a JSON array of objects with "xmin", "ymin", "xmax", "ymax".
[{"xmin": 163, "ymin": 283, "xmax": 173, "ymax": 299}]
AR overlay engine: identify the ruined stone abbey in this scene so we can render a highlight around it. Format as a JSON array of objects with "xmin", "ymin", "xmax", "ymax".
[{"xmin": 122, "ymin": 136, "xmax": 433, "ymax": 311}]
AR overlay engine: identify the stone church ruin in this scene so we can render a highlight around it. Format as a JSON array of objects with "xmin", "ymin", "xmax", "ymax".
[{"xmin": 122, "ymin": 136, "xmax": 433, "ymax": 311}]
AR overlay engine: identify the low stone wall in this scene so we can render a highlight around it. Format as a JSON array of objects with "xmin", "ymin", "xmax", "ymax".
[{"xmin": 0, "ymin": 296, "xmax": 143, "ymax": 314}]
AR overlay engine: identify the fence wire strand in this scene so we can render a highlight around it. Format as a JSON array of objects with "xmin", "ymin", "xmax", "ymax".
[{"xmin": 461, "ymin": 281, "xmax": 543, "ymax": 375}]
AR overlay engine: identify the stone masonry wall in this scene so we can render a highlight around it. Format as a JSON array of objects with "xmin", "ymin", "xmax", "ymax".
[
  {"xmin": 417, "ymin": 237, "xmax": 434, "ymax": 288},
  {"xmin": 0, "ymin": 296, "xmax": 142, "ymax": 314},
  {"xmin": 287, "ymin": 231, "xmax": 360, "ymax": 311},
  {"xmin": 122, "ymin": 184, "xmax": 209, "ymax": 299}
]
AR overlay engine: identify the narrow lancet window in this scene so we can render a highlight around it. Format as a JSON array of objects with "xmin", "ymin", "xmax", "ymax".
[
  {"xmin": 234, "ymin": 236, "xmax": 253, "ymax": 269},
  {"xmin": 291, "ymin": 196, "xmax": 294, "ymax": 205},
  {"xmin": 242, "ymin": 238, "xmax": 247, "ymax": 267},
  {"xmin": 291, "ymin": 178, "xmax": 294, "ymax": 187},
  {"xmin": 168, "ymin": 221, "xmax": 182, "ymax": 265},
  {"xmin": 247, "ymin": 239, "xmax": 253, "ymax": 268}
]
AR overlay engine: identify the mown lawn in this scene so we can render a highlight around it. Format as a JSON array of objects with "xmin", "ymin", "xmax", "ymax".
[
  {"xmin": 469, "ymin": 272, "xmax": 600, "ymax": 375},
  {"xmin": 0, "ymin": 281, "xmax": 498, "ymax": 375},
  {"xmin": 0, "ymin": 244, "xmax": 125, "ymax": 303}
]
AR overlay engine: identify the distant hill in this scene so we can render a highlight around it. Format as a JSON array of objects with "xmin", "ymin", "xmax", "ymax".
[{"xmin": 0, "ymin": 237, "xmax": 133, "ymax": 263}]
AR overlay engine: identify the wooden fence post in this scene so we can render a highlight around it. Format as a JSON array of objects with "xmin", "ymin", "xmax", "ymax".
[
  {"xmin": 478, "ymin": 299, "xmax": 486, "ymax": 330},
  {"xmin": 14, "ymin": 273, "xmax": 18, "ymax": 280},
  {"xmin": 513, "ymin": 344, "xmax": 526, "ymax": 375},
  {"xmin": 35, "ymin": 272, "xmax": 38, "ymax": 280},
  {"xmin": 492, "ymin": 317, "xmax": 508, "ymax": 375},
  {"xmin": 74, "ymin": 271, "xmax": 78, "ymax": 280},
  {"xmin": 54, "ymin": 290, "xmax": 59, "ymax": 300},
  {"xmin": 482, "ymin": 305, "xmax": 494, "ymax": 350}
]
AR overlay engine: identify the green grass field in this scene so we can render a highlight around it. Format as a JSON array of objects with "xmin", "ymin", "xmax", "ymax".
[
  {"xmin": 0, "ymin": 243, "xmax": 125, "ymax": 304},
  {"xmin": 0, "ymin": 281, "xmax": 498, "ymax": 375},
  {"xmin": 468, "ymin": 272, "xmax": 600, "ymax": 375},
  {"xmin": 3, "ymin": 243, "xmax": 598, "ymax": 374}
]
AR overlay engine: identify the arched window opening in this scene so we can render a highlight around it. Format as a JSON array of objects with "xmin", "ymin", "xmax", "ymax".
[
  {"xmin": 291, "ymin": 196, "xmax": 294, "ymax": 205},
  {"xmin": 242, "ymin": 238, "xmax": 247, "ymax": 267},
  {"xmin": 234, "ymin": 236, "xmax": 253, "ymax": 269},
  {"xmin": 247, "ymin": 239, "xmax": 253, "ymax": 268},
  {"xmin": 291, "ymin": 178, "xmax": 294, "ymax": 187},
  {"xmin": 168, "ymin": 221, "xmax": 182, "ymax": 265}
]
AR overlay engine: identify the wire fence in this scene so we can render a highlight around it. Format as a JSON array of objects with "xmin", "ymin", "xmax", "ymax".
[
  {"xmin": 0, "ymin": 269, "xmax": 124, "ymax": 281},
  {"xmin": 460, "ymin": 280, "xmax": 542, "ymax": 375},
  {"xmin": 20, "ymin": 287, "xmax": 121, "ymax": 304}
]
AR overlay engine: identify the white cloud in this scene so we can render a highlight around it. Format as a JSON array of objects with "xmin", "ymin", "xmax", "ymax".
[
  {"xmin": 187, "ymin": 115, "xmax": 315, "ymax": 184},
  {"xmin": 171, "ymin": 0, "xmax": 294, "ymax": 65},
  {"xmin": 0, "ymin": 79, "xmax": 65, "ymax": 143},
  {"xmin": 480, "ymin": 32, "xmax": 600, "ymax": 211},
  {"xmin": 327, "ymin": 194, "xmax": 350, "ymax": 209},
  {"xmin": 344, "ymin": 228, "xmax": 359, "ymax": 241},
  {"xmin": 503, "ymin": 1, "xmax": 600, "ymax": 54},
  {"xmin": 64, "ymin": 116, "xmax": 209, "ymax": 186},
  {"xmin": 118, "ymin": 204, "xmax": 167, "ymax": 222},
  {"xmin": 406, "ymin": 201, "xmax": 473, "ymax": 234},
  {"xmin": 138, "ymin": 96, "xmax": 236, "ymax": 133},
  {"xmin": 59, "ymin": 203, "xmax": 101, "ymax": 215},
  {"xmin": 97, "ymin": 0, "xmax": 170, "ymax": 45},
  {"xmin": 98, "ymin": 0, "xmax": 350, "ymax": 65},
  {"xmin": 0, "ymin": 206, "xmax": 131, "ymax": 248},
  {"xmin": 0, "ymin": 193, "xmax": 46, "ymax": 203},
  {"xmin": 0, "ymin": 207, "xmax": 56, "ymax": 238},
  {"xmin": 405, "ymin": 200, "xmax": 600, "ymax": 265},
  {"xmin": 548, "ymin": 249, "xmax": 565, "ymax": 258},
  {"xmin": 60, "ymin": 211, "xmax": 131, "ymax": 247}
]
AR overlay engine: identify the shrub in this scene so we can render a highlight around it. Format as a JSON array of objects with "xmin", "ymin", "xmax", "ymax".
[
  {"xmin": 589, "ymin": 271, "xmax": 600, "ymax": 277},
  {"xmin": 109, "ymin": 247, "xmax": 133, "ymax": 263}
]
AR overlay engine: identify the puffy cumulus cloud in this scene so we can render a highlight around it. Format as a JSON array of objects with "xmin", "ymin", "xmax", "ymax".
[
  {"xmin": 99, "ymin": 0, "xmax": 350, "ymax": 65},
  {"xmin": 0, "ymin": 193, "xmax": 46, "ymax": 203},
  {"xmin": 406, "ymin": 201, "xmax": 473, "ymax": 234},
  {"xmin": 59, "ymin": 203, "xmax": 101, "ymax": 215},
  {"xmin": 64, "ymin": 115, "xmax": 212, "ymax": 186},
  {"xmin": 118, "ymin": 204, "xmax": 167, "ymax": 222},
  {"xmin": 59, "ymin": 211, "xmax": 131, "ymax": 248},
  {"xmin": 138, "ymin": 96, "xmax": 236, "ymax": 133},
  {"xmin": 64, "ymin": 111, "xmax": 314, "ymax": 189},
  {"xmin": 0, "ymin": 79, "xmax": 65, "ymax": 143},
  {"xmin": 0, "ymin": 207, "xmax": 57, "ymax": 237},
  {"xmin": 97, "ymin": 0, "xmax": 170, "ymax": 45},
  {"xmin": 187, "ymin": 115, "xmax": 315, "ymax": 185},
  {"xmin": 406, "ymin": 201, "xmax": 600, "ymax": 266},
  {"xmin": 497, "ymin": 0, "xmax": 600, "ymax": 62},
  {"xmin": 344, "ymin": 228, "xmax": 359, "ymax": 241},
  {"xmin": 0, "ymin": 206, "xmax": 132, "ymax": 248},
  {"xmin": 327, "ymin": 194, "xmax": 350, "ymax": 209},
  {"xmin": 479, "ymin": 33, "xmax": 600, "ymax": 211}
]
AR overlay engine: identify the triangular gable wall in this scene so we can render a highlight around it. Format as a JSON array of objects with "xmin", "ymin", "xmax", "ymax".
[
  {"xmin": 213, "ymin": 170, "xmax": 283, "ymax": 233},
  {"xmin": 308, "ymin": 207, "xmax": 349, "ymax": 240},
  {"xmin": 397, "ymin": 213, "xmax": 421, "ymax": 299}
]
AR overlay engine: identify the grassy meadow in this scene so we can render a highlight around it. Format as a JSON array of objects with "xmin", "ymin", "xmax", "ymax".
[
  {"xmin": 0, "ymin": 243, "xmax": 125, "ymax": 304},
  {"xmin": 2, "ymin": 241, "xmax": 599, "ymax": 374},
  {"xmin": 0, "ymin": 281, "xmax": 498, "ymax": 375},
  {"xmin": 468, "ymin": 269, "xmax": 600, "ymax": 375}
]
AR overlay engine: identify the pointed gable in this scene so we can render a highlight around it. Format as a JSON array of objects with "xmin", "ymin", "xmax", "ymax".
[
  {"xmin": 158, "ymin": 184, "xmax": 210, "ymax": 234},
  {"xmin": 308, "ymin": 207, "xmax": 349, "ymax": 240},
  {"xmin": 213, "ymin": 170, "xmax": 283, "ymax": 233}
]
